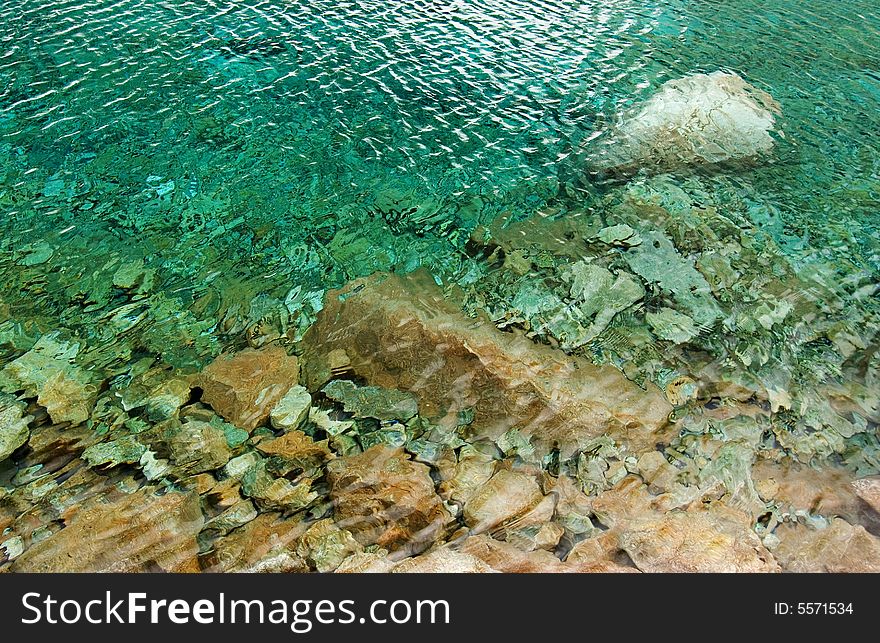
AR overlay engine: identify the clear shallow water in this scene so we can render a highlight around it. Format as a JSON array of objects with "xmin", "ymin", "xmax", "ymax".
[
  {"xmin": 0, "ymin": 0, "xmax": 879, "ymax": 573},
  {"xmin": 0, "ymin": 0, "xmax": 877, "ymax": 432},
  {"xmin": 0, "ymin": 0, "xmax": 877, "ymax": 411}
]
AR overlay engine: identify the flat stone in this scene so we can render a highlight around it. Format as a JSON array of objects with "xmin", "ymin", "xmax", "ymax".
[
  {"xmin": 11, "ymin": 487, "xmax": 203, "ymax": 572},
  {"xmin": 851, "ymin": 476, "xmax": 880, "ymax": 515},
  {"xmin": 327, "ymin": 445, "xmax": 451, "ymax": 554},
  {"xmin": 295, "ymin": 519, "xmax": 362, "ymax": 573},
  {"xmin": 586, "ymin": 71, "xmax": 781, "ymax": 175},
  {"xmin": 270, "ymin": 385, "xmax": 312, "ymax": 431},
  {"xmin": 772, "ymin": 518, "xmax": 880, "ymax": 573},
  {"xmin": 322, "ymin": 379, "xmax": 418, "ymax": 421},
  {"xmin": 197, "ymin": 346, "xmax": 299, "ymax": 431},
  {"xmin": 302, "ymin": 271, "xmax": 671, "ymax": 458},
  {"xmin": 0, "ymin": 394, "xmax": 31, "ymax": 462},
  {"xmin": 391, "ymin": 548, "xmax": 496, "ymax": 573},
  {"xmin": 463, "ymin": 469, "xmax": 544, "ymax": 531},
  {"xmin": 202, "ymin": 512, "xmax": 309, "ymax": 573}
]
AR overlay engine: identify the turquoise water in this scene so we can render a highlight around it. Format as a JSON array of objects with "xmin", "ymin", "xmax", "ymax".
[
  {"xmin": 1, "ymin": 0, "xmax": 878, "ymax": 394},
  {"xmin": 1, "ymin": 0, "xmax": 879, "ymax": 569}
]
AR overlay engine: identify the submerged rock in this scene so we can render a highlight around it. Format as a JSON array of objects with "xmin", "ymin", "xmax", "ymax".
[
  {"xmin": 269, "ymin": 384, "xmax": 311, "ymax": 431},
  {"xmin": 1, "ymin": 335, "xmax": 100, "ymax": 425},
  {"xmin": 558, "ymin": 261, "xmax": 644, "ymax": 348},
  {"xmin": 322, "ymin": 379, "xmax": 419, "ymax": 421},
  {"xmin": 852, "ymin": 476, "xmax": 880, "ymax": 515},
  {"xmin": 591, "ymin": 477, "xmax": 778, "ymax": 572},
  {"xmin": 203, "ymin": 511, "xmax": 309, "ymax": 573},
  {"xmin": 196, "ymin": 346, "xmax": 299, "ymax": 431},
  {"xmin": 772, "ymin": 518, "xmax": 880, "ymax": 572},
  {"xmin": 462, "ymin": 469, "xmax": 543, "ymax": 531},
  {"xmin": 586, "ymin": 71, "xmax": 781, "ymax": 175},
  {"xmin": 0, "ymin": 394, "xmax": 31, "ymax": 462},
  {"xmin": 295, "ymin": 519, "xmax": 363, "ymax": 572},
  {"xmin": 302, "ymin": 271, "xmax": 672, "ymax": 458},
  {"xmin": 240, "ymin": 458, "xmax": 319, "ymax": 512},
  {"xmin": 391, "ymin": 547, "xmax": 496, "ymax": 573},
  {"xmin": 619, "ymin": 509, "xmax": 778, "ymax": 573},
  {"xmin": 11, "ymin": 487, "xmax": 204, "ymax": 572},
  {"xmin": 327, "ymin": 445, "xmax": 451, "ymax": 554}
]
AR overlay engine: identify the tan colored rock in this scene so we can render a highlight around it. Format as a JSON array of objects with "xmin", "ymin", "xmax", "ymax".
[
  {"xmin": 500, "ymin": 494, "xmax": 561, "ymax": 550},
  {"xmin": 457, "ymin": 535, "xmax": 567, "ymax": 572},
  {"xmin": 11, "ymin": 487, "xmax": 203, "ymax": 572},
  {"xmin": 637, "ymin": 451, "xmax": 681, "ymax": 493},
  {"xmin": 752, "ymin": 459, "xmax": 864, "ymax": 524},
  {"xmin": 119, "ymin": 367, "xmax": 193, "ymax": 420},
  {"xmin": 167, "ymin": 418, "xmax": 233, "ymax": 474},
  {"xmin": 203, "ymin": 512, "xmax": 309, "ymax": 573},
  {"xmin": 439, "ymin": 445, "xmax": 496, "ymax": 506},
  {"xmin": 197, "ymin": 346, "xmax": 299, "ymax": 431},
  {"xmin": 851, "ymin": 476, "xmax": 880, "ymax": 515},
  {"xmin": 392, "ymin": 547, "xmax": 496, "ymax": 573},
  {"xmin": 327, "ymin": 445, "xmax": 451, "ymax": 554},
  {"xmin": 1, "ymin": 336, "xmax": 99, "ymax": 425},
  {"xmin": 549, "ymin": 475, "xmax": 595, "ymax": 537},
  {"xmin": 302, "ymin": 271, "xmax": 671, "ymax": 458},
  {"xmin": 296, "ymin": 519, "xmax": 363, "ymax": 572},
  {"xmin": 463, "ymin": 469, "xmax": 543, "ymax": 531},
  {"xmin": 461, "ymin": 536, "xmax": 551, "ymax": 572},
  {"xmin": 335, "ymin": 551, "xmax": 396, "ymax": 573},
  {"xmin": 590, "ymin": 477, "xmax": 778, "ymax": 572},
  {"xmin": 566, "ymin": 531, "xmax": 627, "ymax": 566},
  {"xmin": 619, "ymin": 509, "xmax": 778, "ymax": 573},
  {"xmin": 38, "ymin": 370, "xmax": 99, "ymax": 426},
  {"xmin": 773, "ymin": 518, "xmax": 880, "ymax": 573},
  {"xmin": 0, "ymin": 394, "xmax": 31, "ymax": 462},
  {"xmin": 240, "ymin": 459, "xmax": 318, "ymax": 512},
  {"xmin": 255, "ymin": 429, "xmax": 331, "ymax": 475}
]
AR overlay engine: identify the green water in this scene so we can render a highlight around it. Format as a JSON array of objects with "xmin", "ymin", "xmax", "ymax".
[{"xmin": 1, "ymin": 1, "xmax": 878, "ymax": 465}]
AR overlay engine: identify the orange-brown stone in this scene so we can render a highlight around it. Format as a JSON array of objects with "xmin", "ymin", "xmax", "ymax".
[
  {"xmin": 197, "ymin": 346, "xmax": 299, "ymax": 431},
  {"xmin": 302, "ymin": 271, "xmax": 671, "ymax": 458}
]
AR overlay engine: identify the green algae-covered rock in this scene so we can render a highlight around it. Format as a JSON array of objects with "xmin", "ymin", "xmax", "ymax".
[
  {"xmin": 0, "ymin": 393, "xmax": 31, "ymax": 462},
  {"xmin": 322, "ymin": 379, "xmax": 418, "ymax": 422},
  {"xmin": 82, "ymin": 435, "xmax": 147, "ymax": 468}
]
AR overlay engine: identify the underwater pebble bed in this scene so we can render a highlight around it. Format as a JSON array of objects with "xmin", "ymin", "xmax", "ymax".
[{"xmin": 0, "ymin": 0, "xmax": 878, "ymax": 572}]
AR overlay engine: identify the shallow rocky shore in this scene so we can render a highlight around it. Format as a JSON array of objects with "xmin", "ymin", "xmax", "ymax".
[
  {"xmin": 1, "ymin": 255, "xmax": 877, "ymax": 572},
  {"xmin": 1, "ymin": 71, "xmax": 878, "ymax": 572}
]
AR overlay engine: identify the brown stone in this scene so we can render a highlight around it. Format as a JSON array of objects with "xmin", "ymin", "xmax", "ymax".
[
  {"xmin": 438, "ymin": 445, "xmax": 496, "ymax": 506},
  {"xmin": 295, "ymin": 519, "xmax": 363, "ymax": 573},
  {"xmin": 202, "ymin": 512, "xmax": 309, "ymax": 573},
  {"xmin": 255, "ymin": 430, "xmax": 331, "ymax": 462},
  {"xmin": 752, "ymin": 459, "xmax": 865, "ymax": 524},
  {"xmin": 459, "ymin": 535, "xmax": 638, "ymax": 574},
  {"xmin": 851, "ymin": 476, "xmax": 880, "ymax": 515},
  {"xmin": 619, "ymin": 509, "xmax": 778, "ymax": 573},
  {"xmin": 327, "ymin": 445, "xmax": 451, "ymax": 554},
  {"xmin": 773, "ymin": 518, "xmax": 880, "ymax": 573},
  {"xmin": 11, "ymin": 487, "xmax": 203, "ymax": 572},
  {"xmin": 391, "ymin": 548, "xmax": 496, "ymax": 573},
  {"xmin": 590, "ymin": 477, "xmax": 778, "ymax": 572},
  {"xmin": 463, "ymin": 470, "xmax": 544, "ymax": 531},
  {"xmin": 302, "ymin": 271, "xmax": 671, "ymax": 458},
  {"xmin": 197, "ymin": 346, "xmax": 299, "ymax": 431},
  {"xmin": 335, "ymin": 551, "xmax": 396, "ymax": 573},
  {"xmin": 457, "ymin": 535, "xmax": 570, "ymax": 572}
]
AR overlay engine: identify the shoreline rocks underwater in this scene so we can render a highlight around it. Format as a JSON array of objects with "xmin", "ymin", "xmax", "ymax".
[{"xmin": 1, "ymin": 71, "xmax": 878, "ymax": 573}]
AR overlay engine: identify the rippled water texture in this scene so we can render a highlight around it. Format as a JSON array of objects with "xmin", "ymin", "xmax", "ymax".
[
  {"xmin": 0, "ymin": 1, "xmax": 879, "ymax": 572},
  {"xmin": 3, "ymin": 0, "xmax": 879, "ymax": 290}
]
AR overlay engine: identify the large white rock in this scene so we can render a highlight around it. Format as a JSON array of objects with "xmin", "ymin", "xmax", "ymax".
[{"xmin": 586, "ymin": 71, "xmax": 781, "ymax": 174}]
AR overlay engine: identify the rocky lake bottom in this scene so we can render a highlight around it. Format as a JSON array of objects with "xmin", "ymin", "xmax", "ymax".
[{"xmin": 0, "ymin": 0, "xmax": 879, "ymax": 573}]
